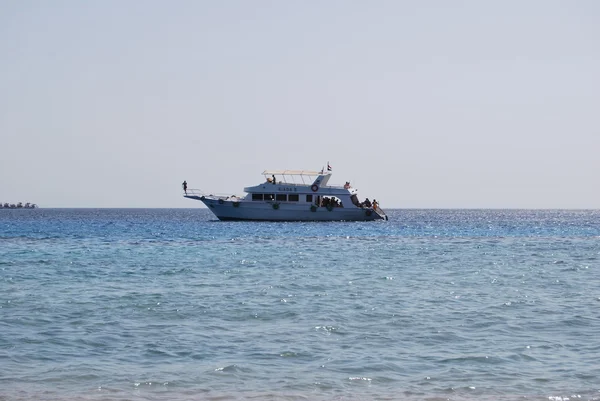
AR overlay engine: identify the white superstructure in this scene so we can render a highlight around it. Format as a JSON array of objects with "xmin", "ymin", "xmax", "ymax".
[{"xmin": 184, "ymin": 169, "xmax": 387, "ymax": 221}]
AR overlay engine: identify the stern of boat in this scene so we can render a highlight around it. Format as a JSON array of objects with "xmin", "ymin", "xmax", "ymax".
[{"xmin": 374, "ymin": 206, "xmax": 388, "ymax": 220}]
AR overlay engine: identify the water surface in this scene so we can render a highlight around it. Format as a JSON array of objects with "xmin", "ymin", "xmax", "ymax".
[{"xmin": 1, "ymin": 209, "xmax": 599, "ymax": 400}]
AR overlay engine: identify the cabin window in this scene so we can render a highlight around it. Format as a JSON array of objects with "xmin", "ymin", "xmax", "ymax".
[
  {"xmin": 288, "ymin": 194, "xmax": 299, "ymax": 202},
  {"xmin": 264, "ymin": 194, "xmax": 274, "ymax": 201},
  {"xmin": 306, "ymin": 194, "xmax": 313, "ymax": 202},
  {"xmin": 276, "ymin": 194, "xmax": 287, "ymax": 201},
  {"xmin": 252, "ymin": 194, "xmax": 263, "ymax": 201}
]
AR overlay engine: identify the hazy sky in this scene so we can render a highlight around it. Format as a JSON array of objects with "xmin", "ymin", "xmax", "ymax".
[{"xmin": 1, "ymin": 1, "xmax": 598, "ymax": 208}]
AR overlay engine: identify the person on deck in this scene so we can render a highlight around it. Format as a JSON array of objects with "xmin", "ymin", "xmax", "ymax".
[
  {"xmin": 182, "ymin": 180, "xmax": 188, "ymax": 195},
  {"xmin": 272, "ymin": 175, "xmax": 276, "ymax": 184},
  {"xmin": 372, "ymin": 199, "xmax": 378, "ymax": 210}
]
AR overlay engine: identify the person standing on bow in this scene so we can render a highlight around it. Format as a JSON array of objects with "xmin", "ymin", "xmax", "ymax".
[{"xmin": 182, "ymin": 180, "xmax": 188, "ymax": 195}]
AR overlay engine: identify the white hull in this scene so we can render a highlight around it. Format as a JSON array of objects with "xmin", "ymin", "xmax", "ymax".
[{"xmin": 193, "ymin": 197, "xmax": 385, "ymax": 221}]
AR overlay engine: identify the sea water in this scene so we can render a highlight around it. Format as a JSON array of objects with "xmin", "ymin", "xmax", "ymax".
[{"xmin": 1, "ymin": 208, "xmax": 599, "ymax": 401}]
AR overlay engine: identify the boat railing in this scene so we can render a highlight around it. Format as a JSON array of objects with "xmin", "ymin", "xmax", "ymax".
[
  {"xmin": 184, "ymin": 189, "xmax": 205, "ymax": 197},
  {"xmin": 184, "ymin": 189, "xmax": 244, "ymax": 200},
  {"xmin": 328, "ymin": 184, "xmax": 353, "ymax": 190},
  {"xmin": 267, "ymin": 182, "xmax": 351, "ymax": 190},
  {"xmin": 263, "ymin": 180, "xmax": 305, "ymax": 187}
]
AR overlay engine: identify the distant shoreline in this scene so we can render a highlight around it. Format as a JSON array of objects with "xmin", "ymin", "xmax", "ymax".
[{"xmin": 0, "ymin": 203, "xmax": 37, "ymax": 209}]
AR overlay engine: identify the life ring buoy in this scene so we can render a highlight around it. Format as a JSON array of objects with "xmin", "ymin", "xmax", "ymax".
[
  {"xmin": 311, "ymin": 184, "xmax": 319, "ymax": 192},
  {"xmin": 310, "ymin": 205, "xmax": 317, "ymax": 212},
  {"xmin": 365, "ymin": 209, "xmax": 372, "ymax": 216},
  {"xmin": 272, "ymin": 203, "xmax": 279, "ymax": 210},
  {"xmin": 233, "ymin": 202, "xmax": 240, "ymax": 208},
  {"xmin": 326, "ymin": 204, "xmax": 334, "ymax": 212},
  {"xmin": 218, "ymin": 199, "xmax": 224, "ymax": 204}
]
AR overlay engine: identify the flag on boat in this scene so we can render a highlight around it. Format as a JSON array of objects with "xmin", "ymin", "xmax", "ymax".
[{"xmin": 327, "ymin": 162, "xmax": 332, "ymax": 171}]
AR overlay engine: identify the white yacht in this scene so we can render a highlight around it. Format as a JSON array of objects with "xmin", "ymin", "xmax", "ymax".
[{"xmin": 184, "ymin": 169, "xmax": 388, "ymax": 221}]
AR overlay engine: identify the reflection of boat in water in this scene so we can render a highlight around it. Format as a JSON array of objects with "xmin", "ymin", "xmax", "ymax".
[
  {"xmin": 1, "ymin": 202, "xmax": 37, "ymax": 209},
  {"xmin": 184, "ymin": 168, "xmax": 388, "ymax": 221}
]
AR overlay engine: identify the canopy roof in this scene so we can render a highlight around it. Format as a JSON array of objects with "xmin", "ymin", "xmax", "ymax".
[{"xmin": 262, "ymin": 170, "xmax": 328, "ymax": 176}]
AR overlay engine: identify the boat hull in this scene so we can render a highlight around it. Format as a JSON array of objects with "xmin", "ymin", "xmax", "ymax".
[{"xmin": 188, "ymin": 197, "xmax": 386, "ymax": 221}]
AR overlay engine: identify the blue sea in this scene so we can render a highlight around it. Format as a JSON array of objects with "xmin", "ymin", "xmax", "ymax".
[{"xmin": 1, "ymin": 208, "xmax": 599, "ymax": 401}]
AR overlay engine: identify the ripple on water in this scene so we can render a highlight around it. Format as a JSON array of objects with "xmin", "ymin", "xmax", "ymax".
[{"xmin": 1, "ymin": 209, "xmax": 600, "ymax": 400}]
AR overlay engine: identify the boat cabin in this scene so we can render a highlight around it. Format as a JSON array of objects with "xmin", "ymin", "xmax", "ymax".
[{"xmin": 242, "ymin": 170, "xmax": 358, "ymax": 208}]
